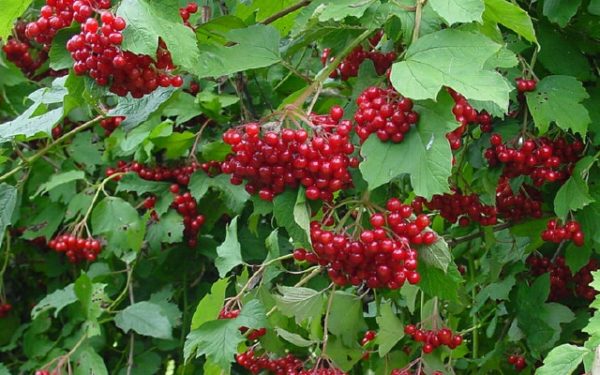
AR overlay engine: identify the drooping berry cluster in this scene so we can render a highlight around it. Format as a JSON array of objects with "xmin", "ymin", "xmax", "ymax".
[
  {"xmin": 294, "ymin": 198, "xmax": 437, "ymax": 289},
  {"xmin": 541, "ymin": 219, "xmax": 585, "ymax": 247},
  {"xmin": 485, "ymin": 135, "xmax": 583, "ymax": 186},
  {"xmin": 99, "ymin": 116, "xmax": 125, "ymax": 135},
  {"xmin": 354, "ymin": 86, "xmax": 419, "ymax": 143},
  {"xmin": 236, "ymin": 350, "xmax": 346, "ymax": 375},
  {"xmin": 2, "ymin": 37, "xmax": 47, "ymax": 76},
  {"xmin": 526, "ymin": 255, "xmax": 586, "ymax": 301},
  {"xmin": 0, "ymin": 303, "xmax": 12, "ymax": 318},
  {"xmin": 170, "ymin": 187, "xmax": 205, "ymax": 247},
  {"xmin": 67, "ymin": 12, "xmax": 183, "ymax": 97},
  {"xmin": 48, "ymin": 234, "xmax": 102, "ymax": 263},
  {"xmin": 574, "ymin": 259, "xmax": 599, "ymax": 301},
  {"xmin": 321, "ymin": 31, "xmax": 396, "ymax": 80},
  {"xmin": 222, "ymin": 106, "xmax": 358, "ymax": 201},
  {"xmin": 515, "ymin": 78, "xmax": 536, "ymax": 93},
  {"xmin": 495, "ymin": 177, "xmax": 543, "ymax": 222},
  {"xmin": 179, "ymin": 2, "xmax": 199, "ymax": 28},
  {"xmin": 446, "ymin": 89, "xmax": 493, "ymax": 150},
  {"xmin": 507, "ymin": 354, "xmax": 527, "ymax": 372},
  {"xmin": 106, "ymin": 160, "xmax": 202, "ymax": 186},
  {"xmin": 414, "ymin": 191, "xmax": 498, "ymax": 227},
  {"xmin": 404, "ymin": 325, "xmax": 463, "ymax": 353}
]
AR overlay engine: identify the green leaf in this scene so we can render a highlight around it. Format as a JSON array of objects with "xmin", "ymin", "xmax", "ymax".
[
  {"xmin": 194, "ymin": 24, "xmax": 281, "ymax": 78},
  {"xmin": 275, "ymin": 328, "xmax": 316, "ymax": 347},
  {"xmin": 0, "ymin": 108, "xmax": 63, "ymax": 141},
  {"xmin": 74, "ymin": 273, "xmax": 93, "ymax": 318},
  {"xmin": 215, "ymin": 216, "xmax": 243, "ymax": 277},
  {"xmin": 390, "ymin": 29, "xmax": 511, "ymax": 109},
  {"xmin": 376, "ymin": 302, "xmax": 404, "ymax": 356},
  {"xmin": 274, "ymin": 286, "xmax": 324, "ymax": 324},
  {"xmin": 91, "ymin": 197, "xmax": 139, "ymax": 234},
  {"xmin": 316, "ymin": 0, "xmax": 376, "ymax": 21},
  {"xmin": 327, "ymin": 335, "xmax": 363, "ymax": 371},
  {"xmin": 554, "ymin": 157, "xmax": 596, "ymax": 220},
  {"xmin": 67, "ymin": 132, "xmax": 103, "ymax": 172},
  {"xmin": 537, "ymin": 344, "xmax": 589, "ymax": 375},
  {"xmin": 33, "ymin": 170, "xmax": 85, "ymax": 198},
  {"xmin": 419, "ymin": 237, "xmax": 451, "ymax": 272},
  {"xmin": 22, "ymin": 202, "xmax": 65, "ymax": 240},
  {"xmin": 417, "ymin": 262, "xmax": 463, "ymax": 302},
  {"xmin": 0, "ymin": 0, "xmax": 33, "ymax": 41},
  {"xmin": 273, "ymin": 189, "xmax": 311, "ymax": 247},
  {"xmin": 483, "ymin": 0, "xmax": 537, "ymax": 44},
  {"xmin": 590, "ymin": 0, "xmax": 600, "ymax": 15},
  {"xmin": 48, "ymin": 26, "xmax": 77, "ymax": 70},
  {"xmin": 189, "ymin": 172, "xmax": 249, "ymax": 213},
  {"xmin": 72, "ymin": 346, "xmax": 109, "ymax": 375},
  {"xmin": 116, "ymin": 0, "xmax": 200, "ymax": 73},
  {"xmin": 0, "ymin": 183, "xmax": 17, "ymax": 245},
  {"xmin": 429, "ymin": 0, "xmax": 484, "ymax": 25},
  {"xmin": 543, "ymin": 0, "xmax": 582, "ymax": 27},
  {"xmin": 327, "ymin": 291, "xmax": 367, "ymax": 345},
  {"xmin": 31, "ymin": 284, "xmax": 77, "ymax": 319},
  {"xmin": 146, "ymin": 211, "xmax": 185, "ymax": 250},
  {"xmin": 116, "ymin": 173, "xmax": 171, "ymax": 196},
  {"xmin": 0, "ymin": 362, "xmax": 10, "ymax": 375},
  {"xmin": 191, "ymin": 278, "xmax": 228, "ymax": 330},
  {"xmin": 526, "ymin": 75, "xmax": 590, "ymax": 135},
  {"xmin": 359, "ymin": 93, "xmax": 457, "ymax": 198},
  {"xmin": 114, "ymin": 301, "xmax": 173, "ymax": 339},
  {"xmin": 473, "ymin": 275, "xmax": 516, "ymax": 312},
  {"xmin": 108, "ymin": 87, "xmax": 176, "ymax": 130},
  {"xmin": 293, "ymin": 188, "xmax": 311, "ymax": 243},
  {"xmin": 536, "ymin": 24, "xmax": 592, "ymax": 81}
]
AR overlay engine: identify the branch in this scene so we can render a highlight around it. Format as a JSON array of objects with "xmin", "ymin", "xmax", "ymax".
[
  {"xmin": 126, "ymin": 263, "xmax": 135, "ymax": 375},
  {"xmin": 412, "ymin": 0, "xmax": 427, "ymax": 43},
  {"xmin": 261, "ymin": 0, "xmax": 312, "ymax": 25},
  {"xmin": 446, "ymin": 222, "xmax": 513, "ymax": 247}
]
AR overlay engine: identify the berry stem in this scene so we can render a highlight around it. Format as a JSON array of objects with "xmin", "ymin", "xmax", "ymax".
[
  {"xmin": 446, "ymin": 222, "xmax": 513, "ymax": 247},
  {"xmin": 412, "ymin": 0, "xmax": 427, "ymax": 44},
  {"xmin": 321, "ymin": 284, "xmax": 336, "ymax": 358},
  {"xmin": 261, "ymin": 0, "xmax": 312, "ymax": 25}
]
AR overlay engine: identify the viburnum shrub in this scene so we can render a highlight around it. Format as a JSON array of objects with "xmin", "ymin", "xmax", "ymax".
[{"xmin": 0, "ymin": 1, "xmax": 599, "ymax": 374}]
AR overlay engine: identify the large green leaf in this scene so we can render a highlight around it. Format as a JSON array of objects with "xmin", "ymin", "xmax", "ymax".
[
  {"xmin": 91, "ymin": 197, "xmax": 140, "ymax": 234},
  {"xmin": 526, "ymin": 75, "xmax": 590, "ymax": 135},
  {"xmin": 117, "ymin": 0, "xmax": 200, "ymax": 73},
  {"xmin": 191, "ymin": 278, "xmax": 228, "ymax": 330},
  {"xmin": 189, "ymin": 172, "xmax": 249, "ymax": 214},
  {"xmin": 359, "ymin": 93, "xmax": 457, "ymax": 198},
  {"xmin": 376, "ymin": 302, "xmax": 404, "ymax": 356},
  {"xmin": 215, "ymin": 216, "xmax": 243, "ymax": 277},
  {"xmin": 273, "ymin": 189, "xmax": 311, "ymax": 247},
  {"xmin": 274, "ymin": 286, "xmax": 324, "ymax": 324},
  {"xmin": 537, "ymin": 344, "xmax": 589, "ymax": 375},
  {"xmin": 0, "ymin": 0, "xmax": 33, "ymax": 41},
  {"xmin": 429, "ymin": 0, "xmax": 484, "ymax": 25},
  {"xmin": 194, "ymin": 24, "xmax": 281, "ymax": 78},
  {"xmin": 33, "ymin": 170, "xmax": 85, "ymax": 198},
  {"xmin": 417, "ymin": 262, "xmax": 463, "ymax": 302},
  {"xmin": 114, "ymin": 301, "xmax": 173, "ymax": 339},
  {"xmin": 543, "ymin": 0, "xmax": 582, "ymax": 27},
  {"xmin": 419, "ymin": 237, "xmax": 452, "ymax": 272},
  {"xmin": 108, "ymin": 87, "xmax": 176, "ymax": 130},
  {"xmin": 316, "ymin": 0, "xmax": 376, "ymax": 21},
  {"xmin": 483, "ymin": 0, "xmax": 537, "ymax": 44},
  {"xmin": 146, "ymin": 211, "xmax": 185, "ymax": 250},
  {"xmin": 536, "ymin": 24, "xmax": 592, "ymax": 81},
  {"xmin": 554, "ymin": 157, "xmax": 596, "ymax": 220},
  {"xmin": 31, "ymin": 284, "xmax": 77, "ymax": 319},
  {"xmin": 72, "ymin": 346, "xmax": 109, "ymax": 375},
  {"xmin": 327, "ymin": 291, "xmax": 367, "ymax": 345},
  {"xmin": 390, "ymin": 29, "xmax": 511, "ymax": 109}
]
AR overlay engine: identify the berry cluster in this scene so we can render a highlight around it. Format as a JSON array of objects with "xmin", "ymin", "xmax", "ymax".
[
  {"xmin": 447, "ymin": 89, "xmax": 493, "ymax": 150},
  {"xmin": 361, "ymin": 330, "xmax": 377, "ymax": 359},
  {"xmin": 414, "ymin": 191, "xmax": 498, "ymax": 227},
  {"xmin": 67, "ymin": 11, "xmax": 183, "ymax": 97},
  {"xmin": 236, "ymin": 351, "xmax": 346, "ymax": 375},
  {"xmin": 179, "ymin": 2, "xmax": 199, "ymax": 28},
  {"xmin": 507, "ymin": 354, "xmax": 527, "ymax": 372},
  {"xmin": 200, "ymin": 160, "xmax": 223, "ymax": 177},
  {"xmin": 48, "ymin": 234, "xmax": 102, "ymax": 263},
  {"xmin": 219, "ymin": 308, "xmax": 267, "ymax": 341},
  {"xmin": 170, "ymin": 188, "xmax": 205, "ymax": 247},
  {"xmin": 35, "ymin": 371, "xmax": 53, "ymax": 375},
  {"xmin": 322, "ymin": 31, "xmax": 396, "ymax": 80},
  {"xmin": 106, "ymin": 160, "xmax": 201, "ymax": 186},
  {"xmin": 495, "ymin": 177, "xmax": 543, "ymax": 222},
  {"xmin": 541, "ymin": 219, "xmax": 585, "ymax": 247},
  {"xmin": 294, "ymin": 198, "xmax": 437, "ymax": 289},
  {"xmin": 99, "ymin": 116, "xmax": 125, "ymax": 135},
  {"xmin": 404, "ymin": 325, "xmax": 463, "ymax": 353},
  {"xmin": 485, "ymin": 135, "xmax": 583, "ymax": 186},
  {"xmin": 574, "ymin": 259, "xmax": 599, "ymax": 301},
  {"xmin": 354, "ymin": 86, "xmax": 419, "ymax": 143},
  {"xmin": 2, "ymin": 38, "xmax": 46, "ymax": 76},
  {"xmin": 222, "ymin": 106, "xmax": 357, "ymax": 201},
  {"xmin": 515, "ymin": 78, "xmax": 536, "ymax": 93},
  {"xmin": 0, "ymin": 303, "xmax": 12, "ymax": 318}
]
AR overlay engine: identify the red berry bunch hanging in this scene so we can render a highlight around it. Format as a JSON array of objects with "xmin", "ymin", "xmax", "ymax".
[
  {"xmin": 507, "ymin": 354, "xmax": 527, "ymax": 372},
  {"xmin": 354, "ymin": 86, "xmax": 419, "ymax": 143},
  {"xmin": 574, "ymin": 259, "xmax": 599, "ymax": 301},
  {"xmin": 179, "ymin": 2, "xmax": 199, "ymax": 28},
  {"xmin": 321, "ymin": 31, "xmax": 396, "ymax": 80},
  {"xmin": 67, "ymin": 11, "xmax": 183, "ymax": 97},
  {"xmin": 446, "ymin": 89, "xmax": 493, "ymax": 150},
  {"xmin": 99, "ymin": 116, "xmax": 124, "ymax": 135},
  {"xmin": 294, "ymin": 198, "xmax": 438, "ymax": 289},
  {"xmin": 495, "ymin": 177, "xmax": 543, "ymax": 222},
  {"xmin": 414, "ymin": 191, "xmax": 498, "ymax": 226},
  {"xmin": 2, "ymin": 38, "xmax": 46, "ymax": 76},
  {"xmin": 170, "ymin": 187, "xmax": 205, "ymax": 247},
  {"xmin": 200, "ymin": 160, "xmax": 223, "ymax": 177},
  {"xmin": 235, "ymin": 350, "xmax": 304, "ymax": 374},
  {"xmin": 541, "ymin": 219, "xmax": 585, "ymax": 247},
  {"xmin": 48, "ymin": 234, "xmax": 102, "ymax": 263},
  {"xmin": 485, "ymin": 134, "xmax": 583, "ymax": 186},
  {"xmin": 0, "ymin": 303, "xmax": 12, "ymax": 318},
  {"xmin": 527, "ymin": 255, "xmax": 572, "ymax": 301},
  {"xmin": 392, "ymin": 369, "xmax": 443, "ymax": 375},
  {"xmin": 106, "ymin": 160, "xmax": 201, "ymax": 186},
  {"xmin": 222, "ymin": 106, "xmax": 357, "ymax": 202},
  {"xmin": 515, "ymin": 77, "xmax": 536, "ymax": 93},
  {"xmin": 403, "ymin": 325, "xmax": 463, "ymax": 353}
]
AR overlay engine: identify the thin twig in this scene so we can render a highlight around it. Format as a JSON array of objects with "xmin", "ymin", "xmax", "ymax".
[
  {"xmin": 261, "ymin": 0, "xmax": 312, "ymax": 25},
  {"xmin": 126, "ymin": 263, "xmax": 135, "ymax": 375},
  {"xmin": 446, "ymin": 222, "xmax": 513, "ymax": 247},
  {"xmin": 412, "ymin": 0, "xmax": 427, "ymax": 43},
  {"xmin": 321, "ymin": 285, "xmax": 336, "ymax": 358}
]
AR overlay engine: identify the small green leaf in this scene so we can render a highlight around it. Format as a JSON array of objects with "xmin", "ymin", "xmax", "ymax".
[
  {"xmin": 0, "ymin": 183, "xmax": 17, "ymax": 245},
  {"xmin": 48, "ymin": 26, "xmax": 77, "ymax": 70},
  {"xmin": 327, "ymin": 291, "xmax": 367, "ymax": 345},
  {"xmin": 274, "ymin": 286, "xmax": 324, "ymax": 324},
  {"xmin": 554, "ymin": 157, "xmax": 595, "ymax": 220},
  {"xmin": 31, "ymin": 284, "xmax": 77, "ymax": 319},
  {"xmin": 33, "ymin": 170, "xmax": 85, "ymax": 198},
  {"xmin": 189, "ymin": 172, "xmax": 249, "ymax": 214},
  {"xmin": 589, "ymin": 0, "xmax": 600, "ymax": 15},
  {"xmin": 115, "ymin": 301, "xmax": 173, "ymax": 339},
  {"xmin": 429, "ymin": 0, "xmax": 484, "ymax": 25},
  {"xmin": 417, "ymin": 262, "xmax": 463, "ymax": 302},
  {"xmin": 537, "ymin": 344, "xmax": 589, "ymax": 375},
  {"xmin": 72, "ymin": 346, "xmax": 109, "ymax": 375},
  {"xmin": 419, "ymin": 237, "xmax": 451, "ymax": 272},
  {"xmin": 108, "ymin": 87, "xmax": 176, "ymax": 130},
  {"xmin": 273, "ymin": 189, "xmax": 311, "ymax": 247},
  {"xmin": 483, "ymin": 0, "xmax": 537, "ymax": 44},
  {"xmin": 376, "ymin": 302, "xmax": 404, "ymax": 356},
  {"xmin": 316, "ymin": 0, "xmax": 375, "ymax": 21},
  {"xmin": 116, "ymin": 173, "xmax": 171, "ymax": 196},
  {"xmin": 543, "ymin": 0, "xmax": 582, "ymax": 27},
  {"xmin": 91, "ymin": 197, "xmax": 140, "ymax": 234},
  {"xmin": 0, "ymin": 0, "xmax": 33, "ymax": 41},
  {"xmin": 526, "ymin": 75, "xmax": 590, "ymax": 135},
  {"xmin": 146, "ymin": 211, "xmax": 185, "ymax": 250},
  {"xmin": 74, "ymin": 273, "xmax": 93, "ymax": 318},
  {"xmin": 275, "ymin": 328, "xmax": 315, "ymax": 347},
  {"xmin": 191, "ymin": 278, "xmax": 229, "ymax": 330},
  {"xmin": 215, "ymin": 216, "xmax": 243, "ymax": 277}
]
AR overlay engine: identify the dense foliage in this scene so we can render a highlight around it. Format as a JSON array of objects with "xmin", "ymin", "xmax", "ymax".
[{"xmin": 0, "ymin": 0, "xmax": 599, "ymax": 374}]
